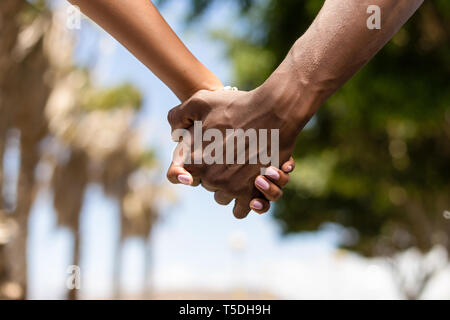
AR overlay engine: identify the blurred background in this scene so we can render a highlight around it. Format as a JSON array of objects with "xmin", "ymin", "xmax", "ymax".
[{"xmin": 0, "ymin": 0, "xmax": 449, "ymax": 300}]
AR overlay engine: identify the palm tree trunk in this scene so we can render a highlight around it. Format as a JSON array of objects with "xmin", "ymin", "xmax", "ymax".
[
  {"xmin": 0, "ymin": 212, "xmax": 9, "ymax": 299},
  {"xmin": 5, "ymin": 142, "xmax": 39, "ymax": 299},
  {"xmin": 113, "ymin": 241, "xmax": 122, "ymax": 299},
  {"xmin": 0, "ymin": 138, "xmax": 5, "ymax": 209},
  {"xmin": 143, "ymin": 237, "xmax": 152, "ymax": 299},
  {"xmin": 5, "ymin": 223, "xmax": 28, "ymax": 299},
  {"xmin": 68, "ymin": 226, "xmax": 81, "ymax": 300}
]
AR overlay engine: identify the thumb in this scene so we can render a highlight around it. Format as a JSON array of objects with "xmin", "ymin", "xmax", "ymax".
[
  {"xmin": 167, "ymin": 90, "xmax": 210, "ymax": 131},
  {"xmin": 167, "ymin": 141, "xmax": 192, "ymax": 185},
  {"xmin": 166, "ymin": 161, "xmax": 193, "ymax": 185}
]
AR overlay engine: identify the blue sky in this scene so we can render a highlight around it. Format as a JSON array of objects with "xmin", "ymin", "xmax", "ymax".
[{"xmin": 24, "ymin": 0, "xmax": 450, "ymax": 300}]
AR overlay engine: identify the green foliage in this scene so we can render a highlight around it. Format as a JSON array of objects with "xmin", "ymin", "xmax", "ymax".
[
  {"xmin": 139, "ymin": 150, "xmax": 157, "ymax": 168},
  {"xmin": 184, "ymin": 0, "xmax": 450, "ymax": 257},
  {"xmin": 211, "ymin": 30, "xmax": 275, "ymax": 88},
  {"xmin": 20, "ymin": 0, "xmax": 49, "ymax": 24},
  {"xmin": 82, "ymin": 83, "xmax": 143, "ymax": 111},
  {"xmin": 158, "ymin": 0, "xmax": 256, "ymax": 21}
]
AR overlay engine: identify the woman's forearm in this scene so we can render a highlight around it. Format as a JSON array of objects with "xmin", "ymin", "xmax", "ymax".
[{"xmin": 69, "ymin": 0, "xmax": 223, "ymax": 101}]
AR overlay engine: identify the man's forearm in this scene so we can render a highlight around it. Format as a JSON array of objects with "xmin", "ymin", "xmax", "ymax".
[
  {"xmin": 69, "ymin": 0, "xmax": 222, "ymax": 101},
  {"xmin": 260, "ymin": 0, "xmax": 423, "ymax": 128}
]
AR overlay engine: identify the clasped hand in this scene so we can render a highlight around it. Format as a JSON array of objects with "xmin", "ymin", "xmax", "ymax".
[{"xmin": 166, "ymin": 87, "xmax": 300, "ymax": 218}]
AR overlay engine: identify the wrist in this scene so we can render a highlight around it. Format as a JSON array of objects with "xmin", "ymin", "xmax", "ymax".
[
  {"xmin": 178, "ymin": 64, "xmax": 223, "ymax": 101},
  {"xmin": 256, "ymin": 46, "xmax": 331, "ymax": 133},
  {"xmin": 255, "ymin": 68, "xmax": 314, "ymax": 134},
  {"xmin": 185, "ymin": 77, "xmax": 223, "ymax": 101},
  {"xmin": 195, "ymin": 77, "xmax": 224, "ymax": 92}
]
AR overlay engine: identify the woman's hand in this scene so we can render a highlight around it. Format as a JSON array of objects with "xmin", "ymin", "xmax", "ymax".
[
  {"xmin": 249, "ymin": 158, "xmax": 295, "ymax": 214},
  {"xmin": 168, "ymin": 155, "xmax": 295, "ymax": 215}
]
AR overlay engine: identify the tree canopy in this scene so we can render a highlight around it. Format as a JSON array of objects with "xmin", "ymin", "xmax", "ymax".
[{"xmin": 174, "ymin": 0, "xmax": 450, "ymax": 258}]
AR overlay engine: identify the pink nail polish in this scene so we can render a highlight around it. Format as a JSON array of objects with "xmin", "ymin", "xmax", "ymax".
[
  {"xmin": 255, "ymin": 177, "xmax": 270, "ymax": 190},
  {"xmin": 178, "ymin": 175, "xmax": 191, "ymax": 185},
  {"xmin": 265, "ymin": 167, "xmax": 280, "ymax": 180},
  {"xmin": 251, "ymin": 200, "xmax": 263, "ymax": 210},
  {"xmin": 285, "ymin": 165, "xmax": 293, "ymax": 172}
]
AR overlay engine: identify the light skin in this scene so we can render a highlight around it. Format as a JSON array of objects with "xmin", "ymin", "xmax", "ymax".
[
  {"xmin": 68, "ymin": 0, "xmax": 294, "ymax": 214},
  {"xmin": 167, "ymin": 0, "xmax": 424, "ymax": 218}
]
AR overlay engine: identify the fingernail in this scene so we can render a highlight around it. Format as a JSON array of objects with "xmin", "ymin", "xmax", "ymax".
[
  {"xmin": 255, "ymin": 176, "xmax": 270, "ymax": 190},
  {"xmin": 285, "ymin": 165, "xmax": 293, "ymax": 172},
  {"xmin": 265, "ymin": 167, "xmax": 280, "ymax": 180},
  {"xmin": 251, "ymin": 200, "xmax": 263, "ymax": 211},
  {"xmin": 177, "ymin": 175, "xmax": 191, "ymax": 185}
]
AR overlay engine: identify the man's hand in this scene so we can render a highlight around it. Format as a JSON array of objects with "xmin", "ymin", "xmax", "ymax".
[{"xmin": 166, "ymin": 87, "xmax": 306, "ymax": 218}]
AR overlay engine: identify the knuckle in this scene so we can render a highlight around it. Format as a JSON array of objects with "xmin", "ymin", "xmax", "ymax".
[
  {"xmin": 166, "ymin": 169, "xmax": 176, "ymax": 183},
  {"xmin": 210, "ymin": 175, "xmax": 227, "ymax": 189},
  {"xmin": 214, "ymin": 193, "xmax": 230, "ymax": 205},
  {"xmin": 188, "ymin": 90, "xmax": 212, "ymax": 112},
  {"xmin": 236, "ymin": 185, "xmax": 251, "ymax": 197},
  {"xmin": 203, "ymin": 168, "xmax": 227, "ymax": 188},
  {"xmin": 185, "ymin": 163, "xmax": 203, "ymax": 177},
  {"xmin": 272, "ymin": 188, "xmax": 283, "ymax": 201},
  {"xmin": 167, "ymin": 108, "xmax": 178, "ymax": 128},
  {"xmin": 191, "ymin": 89, "xmax": 208, "ymax": 101},
  {"xmin": 226, "ymin": 183, "xmax": 241, "ymax": 196}
]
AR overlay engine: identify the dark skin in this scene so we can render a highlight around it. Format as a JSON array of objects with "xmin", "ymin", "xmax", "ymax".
[
  {"xmin": 167, "ymin": 0, "xmax": 424, "ymax": 218},
  {"xmin": 168, "ymin": 87, "xmax": 302, "ymax": 218}
]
